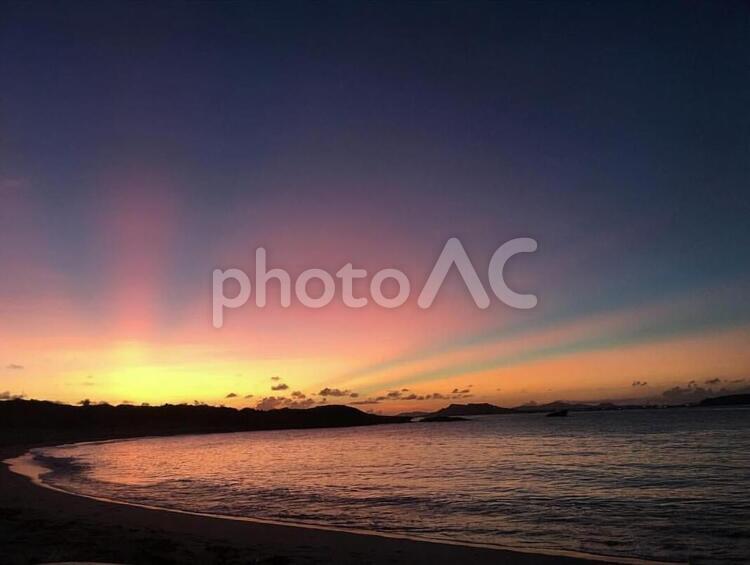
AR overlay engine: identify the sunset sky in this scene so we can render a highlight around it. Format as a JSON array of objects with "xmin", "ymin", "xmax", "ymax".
[{"xmin": 1, "ymin": 2, "xmax": 749, "ymax": 413}]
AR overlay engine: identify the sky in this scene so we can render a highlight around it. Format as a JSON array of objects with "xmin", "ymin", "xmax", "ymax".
[{"xmin": 1, "ymin": 1, "xmax": 749, "ymax": 413}]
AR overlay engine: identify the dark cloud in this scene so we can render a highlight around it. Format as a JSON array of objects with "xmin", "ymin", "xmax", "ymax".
[
  {"xmin": 318, "ymin": 387, "xmax": 352, "ymax": 397},
  {"xmin": 244, "ymin": 394, "xmax": 254, "ymax": 398},
  {"xmin": 291, "ymin": 391, "xmax": 306, "ymax": 399},
  {"xmin": 225, "ymin": 392, "xmax": 238, "ymax": 398},
  {"xmin": 256, "ymin": 396, "xmax": 316, "ymax": 410},
  {"xmin": 0, "ymin": 391, "xmax": 24, "ymax": 400},
  {"xmin": 705, "ymin": 378, "xmax": 722, "ymax": 385},
  {"xmin": 292, "ymin": 398, "xmax": 316, "ymax": 409},
  {"xmin": 661, "ymin": 385, "xmax": 711, "ymax": 403},
  {"xmin": 271, "ymin": 383, "xmax": 289, "ymax": 391},
  {"xmin": 255, "ymin": 396, "xmax": 284, "ymax": 410},
  {"xmin": 357, "ymin": 391, "xmax": 431, "ymax": 402},
  {"xmin": 6, "ymin": 364, "xmax": 24, "ymax": 370},
  {"xmin": 632, "ymin": 380, "xmax": 648, "ymax": 387},
  {"xmin": 271, "ymin": 376, "xmax": 280, "ymax": 381},
  {"xmin": 350, "ymin": 398, "xmax": 380, "ymax": 405},
  {"xmin": 353, "ymin": 389, "xmax": 455, "ymax": 403}
]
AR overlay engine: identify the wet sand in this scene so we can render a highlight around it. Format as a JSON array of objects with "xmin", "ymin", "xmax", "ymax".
[{"xmin": 0, "ymin": 443, "xmax": 619, "ymax": 565}]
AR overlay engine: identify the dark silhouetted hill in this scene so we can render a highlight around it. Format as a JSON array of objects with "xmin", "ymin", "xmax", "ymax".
[
  {"xmin": 424, "ymin": 400, "xmax": 654, "ymax": 418},
  {"xmin": 429, "ymin": 403, "xmax": 515, "ymax": 417},
  {"xmin": 514, "ymin": 401, "xmax": 621, "ymax": 413},
  {"xmin": 698, "ymin": 393, "xmax": 750, "ymax": 407},
  {"xmin": 0, "ymin": 399, "xmax": 409, "ymax": 447}
]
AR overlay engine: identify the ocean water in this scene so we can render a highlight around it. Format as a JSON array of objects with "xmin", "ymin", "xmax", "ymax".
[{"xmin": 26, "ymin": 407, "xmax": 750, "ymax": 563}]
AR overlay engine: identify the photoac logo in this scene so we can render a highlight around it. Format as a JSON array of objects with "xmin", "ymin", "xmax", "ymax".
[{"xmin": 212, "ymin": 237, "xmax": 537, "ymax": 328}]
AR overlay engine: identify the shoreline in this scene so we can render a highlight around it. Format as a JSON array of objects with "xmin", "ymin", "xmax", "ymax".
[{"xmin": 0, "ymin": 436, "xmax": 673, "ymax": 565}]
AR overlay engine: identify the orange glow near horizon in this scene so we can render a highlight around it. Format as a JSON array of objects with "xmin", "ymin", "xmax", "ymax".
[{"xmin": 2, "ymin": 175, "xmax": 750, "ymax": 413}]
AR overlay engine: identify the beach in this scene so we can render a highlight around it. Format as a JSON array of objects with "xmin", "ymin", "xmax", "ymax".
[{"xmin": 0, "ymin": 441, "xmax": 613, "ymax": 565}]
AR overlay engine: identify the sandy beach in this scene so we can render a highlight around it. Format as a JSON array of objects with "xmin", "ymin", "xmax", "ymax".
[{"xmin": 0, "ymin": 441, "xmax": 618, "ymax": 565}]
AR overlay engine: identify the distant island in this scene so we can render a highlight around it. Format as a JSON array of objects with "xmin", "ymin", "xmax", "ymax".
[
  {"xmin": 399, "ymin": 393, "xmax": 750, "ymax": 420},
  {"xmin": 420, "ymin": 415, "xmax": 469, "ymax": 422},
  {"xmin": 428, "ymin": 403, "xmax": 515, "ymax": 417},
  {"xmin": 698, "ymin": 393, "xmax": 750, "ymax": 407}
]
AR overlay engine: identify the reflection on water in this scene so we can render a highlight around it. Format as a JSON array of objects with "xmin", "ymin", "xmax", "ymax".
[{"xmin": 33, "ymin": 407, "xmax": 750, "ymax": 563}]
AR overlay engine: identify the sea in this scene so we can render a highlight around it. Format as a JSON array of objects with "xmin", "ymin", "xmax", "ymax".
[{"xmin": 17, "ymin": 406, "xmax": 750, "ymax": 564}]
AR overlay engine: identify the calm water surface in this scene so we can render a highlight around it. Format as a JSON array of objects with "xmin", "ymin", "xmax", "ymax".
[{"xmin": 30, "ymin": 407, "xmax": 750, "ymax": 563}]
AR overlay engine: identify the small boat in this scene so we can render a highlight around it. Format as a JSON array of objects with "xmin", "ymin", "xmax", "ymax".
[{"xmin": 546, "ymin": 409, "xmax": 568, "ymax": 417}]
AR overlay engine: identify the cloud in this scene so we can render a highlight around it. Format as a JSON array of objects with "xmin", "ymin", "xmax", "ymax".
[
  {"xmin": 291, "ymin": 391, "xmax": 306, "ymax": 399},
  {"xmin": 318, "ymin": 387, "xmax": 352, "ymax": 397},
  {"xmin": 350, "ymin": 398, "xmax": 380, "ymax": 405},
  {"xmin": 349, "ymin": 392, "xmax": 359, "ymax": 398},
  {"xmin": 351, "ymin": 389, "xmax": 461, "ymax": 403},
  {"xmin": 256, "ymin": 396, "xmax": 316, "ymax": 410},
  {"xmin": 291, "ymin": 398, "xmax": 316, "ymax": 409},
  {"xmin": 244, "ymin": 394, "xmax": 254, "ymax": 398},
  {"xmin": 255, "ymin": 396, "xmax": 284, "ymax": 410},
  {"xmin": 632, "ymin": 380, "xmax": 648, "ymax": 387},
  {"xmin": 271, "ymin": 383, "xmax": 289, "ymax": 391},
  {"xmin": 225, "ymin": 392, "xmax": 238, "ymax": 398},
  {"xmin": 271, "ymin": 376, "xmax": 280, "ymax": 381},
  {"xmin": 705, "ymin": 378, "xmax": 722, "ymax": 385},
  {"xmin": 661, "ymin": 385, "xmax": 712, "ymax": 403},
  {"xmin": 6, "ymin": 364, "xmax": 24, "ymax": 370},
  {"xmin": 357, "ymin": 390, "xmax": 433, "ymax": 403}
]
